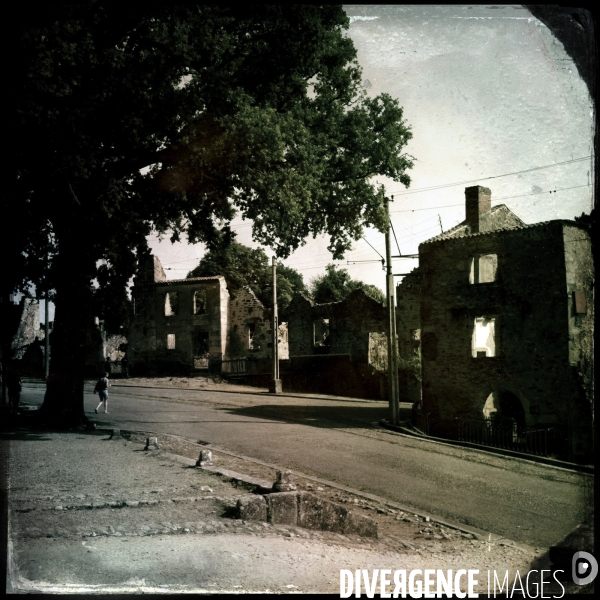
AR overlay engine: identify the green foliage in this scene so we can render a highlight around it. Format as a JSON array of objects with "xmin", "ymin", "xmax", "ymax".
[
  {"xmin": 398, "ymin": 349, "xmax": 422, "ymax": 384},
  {"xmin": 309, "ymin": 264, "xmax": 386, "ymax": 305},
  {"xmin": 187, "ymin": 242, "xmax": 307, "ymax": 309},
  {"xmin": 10, "ymin": 5, "xmax": 412, "ymax": 300},
  {"xmin": 8, "ymin": 5, "xmax": 413, "ymax": 419}
]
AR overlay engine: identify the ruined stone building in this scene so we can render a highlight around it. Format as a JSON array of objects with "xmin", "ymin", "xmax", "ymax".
[
  {"xmin": 396, "ymin": 185, "xmax": 594, "ymax": 461},
  {"xmin": 0, "ymin": 297, "xmax": 48, "ymax": 378},
  {"xmin": 128, "ymin": 255, "xmax": 286, "ymax": 375},
  {"xmin": 9, "ymin": 298, "xmax": 46, "ymax": 360},
  {"xmin": 283, "ymin": 289, "xmax": 387, "ymax": 398}
]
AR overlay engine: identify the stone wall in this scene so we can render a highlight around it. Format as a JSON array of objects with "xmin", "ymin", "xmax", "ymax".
[
  {"xmin": 227, "ymin": 286, "xmax": 272, "ymax": 360},
  {"xmin": 11, "ymin": 299, "xmax": 45, "ymax": 360},
  {"xmin": 562, "ymin": 224, "xmax": 594, "ymax": 456},
  {"xmin": 129, "ymin": 258, "xmax": 229, "ymax": 374},
  {"xmin": 285, "ymin": 289, "xmax": 386, "ymax": 361},
  {"xmin": 283, "ymin": 289, "xmax": 386, "ymax": 398},
  {"xmin": 419, "ymin": 221, "xmax": 593, "ymax": 461},
  {"xmin": 395, "ymin": 269, "xmax": 423, "ymax": 404}
]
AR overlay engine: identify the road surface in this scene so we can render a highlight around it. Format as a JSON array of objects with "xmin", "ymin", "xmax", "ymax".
[{"xmin": 20, "ymin": 382, "xmax": 594, "ymax": 548}]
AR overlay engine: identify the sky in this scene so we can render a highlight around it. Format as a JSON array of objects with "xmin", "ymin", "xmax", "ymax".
[
  {"xmin": 146, "ymin": 4, "xmax": 594, "ymax": 293},
  {"xmin": 40, "ymin": 5, "xmax": 594, "ymax": 319}
]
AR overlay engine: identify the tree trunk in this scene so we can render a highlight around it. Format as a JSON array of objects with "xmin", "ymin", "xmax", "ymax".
[{"xmin": 39, "ymin": 237, "xmax": 96, "ymax": 428}]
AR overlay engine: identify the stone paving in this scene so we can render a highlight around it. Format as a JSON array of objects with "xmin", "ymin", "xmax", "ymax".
[{"xmin": 4, "ymin": 427, "xmax": 562, "ymax": 594}]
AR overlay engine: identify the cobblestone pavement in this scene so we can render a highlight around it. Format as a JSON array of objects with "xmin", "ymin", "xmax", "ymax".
[{"xmin": 4, "ymin": 427, "xmax": 561, "ymax": 594}]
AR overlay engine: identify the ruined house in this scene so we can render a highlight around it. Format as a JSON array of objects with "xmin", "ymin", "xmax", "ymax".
[
  {"xmin": 128, "ymin": 255, "xmax": 286, "ymax": 375},
  {"xmin": 10, "ymin": 298, "xmax": 46, "ymax": 360},
  {"xmin": 283, "ymin": 289, "xmax": 387, "ymax": 398},
  {"xmin": 0, "ymin": 297, "xmax": 48, "ymax": 378},
  {"xmin": 398, "ymin": 185, "xmax": 594, "ymax": 462}
]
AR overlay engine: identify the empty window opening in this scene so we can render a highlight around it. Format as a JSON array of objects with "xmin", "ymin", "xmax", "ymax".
[
  {"xmin": 164, "ymin": 292, "xmax": 179, "ymax": 316},
  {"xmin": 469, "ymin": 254, "xmax": 498, "ymax": 284},
  {"xmin": 410, "ymin": 328, "xmax": 421, "ymax": 349},
  {"xmin": 194, "ymin": 289, "xmax": 207, "ymax": 315},
  {"xmin": 313, "ymin": 318, "xmax": 330, "ymax": 347},
  {"xmin": 472, "ymin": 317, "xmax": 496, "ymax": 357},
  {"xmin": 247, "ymin": 323, "xmax": 256, "ymax": 350},
  {"xmin": 573, "ymin": 291, "xmax": 587, "ymax": 314},
  {"xmin": 193, "ymin": 331, "xmax": 209, "ymax": 356},
  {"xmin": 167, "ymin": 333, "xmax": 176, "ymax": 350}
]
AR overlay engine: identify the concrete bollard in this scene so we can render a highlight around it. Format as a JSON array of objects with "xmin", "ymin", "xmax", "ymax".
[
  {"xmin": 109, "ymin": 428, "xmax": 122, "ymax": 440},
  {"xmin": 144, "ymin": 437, "xmax": 160, "ymax": 450},
  {"xmin": 272, "ymin": 469, "xmax": 296, "ymax": 492},
  {"xmin": 196, "ymin": 449, "xmax": 214, "ymax": 467}
]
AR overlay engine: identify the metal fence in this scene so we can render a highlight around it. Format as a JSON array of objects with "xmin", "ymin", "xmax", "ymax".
[
  {"xmin": 457, "ymin": 417, "xmax": 566, "ymax": 458},
  {"xmin": 221, "ymin": 358, "xmax": 247, "ymax": 376}
]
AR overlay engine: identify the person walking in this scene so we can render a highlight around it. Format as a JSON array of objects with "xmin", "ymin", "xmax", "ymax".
[{"xmin": 94, "ymin": 372, "xmax": 111, "ymax": 414}]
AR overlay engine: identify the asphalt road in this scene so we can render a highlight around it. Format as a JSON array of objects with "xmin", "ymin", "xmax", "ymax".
[{"xmin": 19, "ymin": 384, "xmax": 594, "ymax": 549}]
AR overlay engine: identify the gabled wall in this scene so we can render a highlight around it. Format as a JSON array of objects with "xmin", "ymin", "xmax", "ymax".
[
  {"xmin": 418, "ymin": 221, "xmax": 593, "ymax": 460},
  {"xmin": 129, "ymin": 256, "xmax": 229, "ymax": 374}
]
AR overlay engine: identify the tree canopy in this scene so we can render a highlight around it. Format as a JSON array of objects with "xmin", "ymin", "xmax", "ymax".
[
  {"xmin": 309, "ymin": 264, "xmax": 386, "ymax": 305},
  {"xmin": 8, "ymin": 4, "xmax": 413, "ymax": 425},
  {"xmin": 186, "ymin": 242, "xmax": 307, "ymax": 309}
]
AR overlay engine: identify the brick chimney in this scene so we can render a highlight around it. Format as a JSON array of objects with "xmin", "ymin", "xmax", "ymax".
[{"xmin": 465, "ymin": 186, "xmax": 491, "ymax": 233}]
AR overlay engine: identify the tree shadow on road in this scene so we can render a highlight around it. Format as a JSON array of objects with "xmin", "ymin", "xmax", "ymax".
[{"xmin": 219, "ymin": 403, "xmax": 393, "ymax": 429}]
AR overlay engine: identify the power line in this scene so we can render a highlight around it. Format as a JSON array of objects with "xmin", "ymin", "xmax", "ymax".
[
  {"xmin": 385, "ymin": 156, "xmax": 592, "ymax": 196},
  {"xmin": 391, "ymin": 183, "xmax": 591, "ymax": 213}
]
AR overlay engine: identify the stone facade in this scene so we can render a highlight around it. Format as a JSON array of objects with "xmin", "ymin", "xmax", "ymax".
[
  {"xmin": 129, "ymin": 255, "xmax": 287, "ymax": 375},
  {"xmin": 227, "ymin": 286, "xmax": 288, "ymax": 360},
  {"xmin": 129, "ymin": 255, "xmax": 229, "ymax": 374},
  {"xmin": 11, "ymin": 298, "xmax": 45, "ymax": 360},
  {"xmin": 283, "ymin": 289, "xmax": 387, "ymax": 398},
  {"xmin": 412, "ymin": 186, "xmax": 594, "ymax": 461},
  {"xmin": 395, "ymin": 268, "xmax": 423, "ymax": 404}
]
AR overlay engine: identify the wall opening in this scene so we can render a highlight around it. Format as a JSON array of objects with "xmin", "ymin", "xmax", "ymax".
[
  {"xmin": 167, "ymin": 333, "xmax": 176, "ymax": 350},
  {"xmin": 194, "ymin": 290, "xmax": 207, "ymax": 315},
  {"xmin": 469, "ymin": 254, "xmax": 497, "ymax": 284},
  {"xmin": 193, "ymin": 330, "xmax": 209, "ymax": 369},
  {"xmin": 247, "ymin": 323, "xmax": 256, "ymax": 350},
  {"xmin": 164, "ymin": 292, "xmax": 179, "ymax": 316},
  {"xmin": 472, "ymin": 317, "xmax": 496, "ymax": 357},
  {"xmin": 313, "ymin": 318, "xmax": 330, "ymax": 347},
  {"xmin": 410, "ymin": 328, "xmax": 421, "ymax": 350},
  {"xmin": 483, "ymin": 390, "xmax": 526, "ymax": 432}
]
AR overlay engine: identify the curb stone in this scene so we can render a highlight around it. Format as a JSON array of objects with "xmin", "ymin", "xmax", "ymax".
[{"xmin": 124, "ymin": 429, "xmax": 521, "ymax": 548}]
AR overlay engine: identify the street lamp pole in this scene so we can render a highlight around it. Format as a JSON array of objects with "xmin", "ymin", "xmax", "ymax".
[
  {"xmin": 270, "ymin": 256, "xmax": 282, "ymax": 394},
  {"xmin": 385, "ymin": 198, "xmax": 400, "ymax": 424},
  {"xmin": 44, "ymin": 293, "xmax": 50, "ymax": 380}
]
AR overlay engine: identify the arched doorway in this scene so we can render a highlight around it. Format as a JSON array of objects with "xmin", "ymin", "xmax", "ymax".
[
  {"xmin": 497, "ymin": 391, "xmax": 526, "ymax": 431},
  {"xmin": 482, "ymin": 390, "xmax": 526, "ymax": 444}
]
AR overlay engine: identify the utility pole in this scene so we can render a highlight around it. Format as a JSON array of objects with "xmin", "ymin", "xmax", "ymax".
[
  {"xmin": 44, "ymin": 294, "xmax": 50, "ymax": 380},
  {"xmin": 385, "ymin": 198, "xmax": 400, "ymax": 424},
  {"xmin": 269, "ymin": 256, "xmax": 282, "ymax": 394}
]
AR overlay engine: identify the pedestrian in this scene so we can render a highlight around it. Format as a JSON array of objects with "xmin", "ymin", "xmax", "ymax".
[
  {"xmin": 7, "ymin": 367, "xmax": 22, "ymax": 411},
  {"xmin": 94, "ymin": 372, "xmax": 111, "ymax": 414}
]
